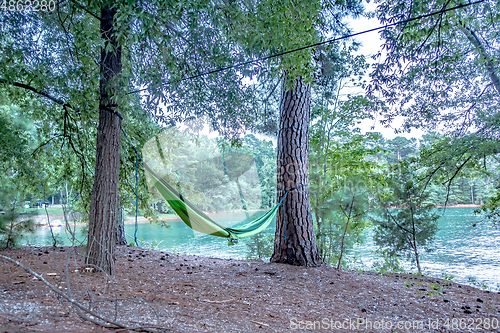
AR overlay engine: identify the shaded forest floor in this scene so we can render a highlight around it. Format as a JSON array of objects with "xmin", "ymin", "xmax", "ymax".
[{"xmin": 0, "ymin": 246, "xmax": 499, "ymax": 332}]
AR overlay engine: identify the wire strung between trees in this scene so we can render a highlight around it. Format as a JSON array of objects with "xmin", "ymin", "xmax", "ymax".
[{"xmin": 127, "ymin": 0, "xmax": 485, "ymax": 95}]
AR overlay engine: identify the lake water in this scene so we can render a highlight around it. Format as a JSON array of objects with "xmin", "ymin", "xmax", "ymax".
[{"xmin": 23, "ymin": 208, "xmax": 500, "ymax": 290}]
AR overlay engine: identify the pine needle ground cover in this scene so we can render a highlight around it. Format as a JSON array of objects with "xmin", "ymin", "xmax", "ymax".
[{"xmin": 0, "ymin": 246, "xmax": 499, "ymax": 332}]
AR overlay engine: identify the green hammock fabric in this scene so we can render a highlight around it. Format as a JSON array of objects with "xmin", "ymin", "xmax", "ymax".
[{"xmin": 144, "ymin": 163, "xmax": 279, "ymax": 245}]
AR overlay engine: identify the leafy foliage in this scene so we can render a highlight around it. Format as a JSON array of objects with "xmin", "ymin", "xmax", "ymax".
[
  {"xmin": 372, "ymin": 160, "xmax": 440, "ymax": 273},
  {"xmin": 245, "ymin": 233, "xmax": 274, "ymax": 260},
  {"xmin": 308, "ymin": 48, "xmax": 384, "ymax": 266},
  {"xmin": 369, "ymin": 0, "xmax": 500, "ymax": 224},
  {"xmin": 0, "ymin": 102, "xmax": 36, "ymax": 248},
  {"xmin": 370, "ymin": 0, "xmax": 500, "ymax": 135}
]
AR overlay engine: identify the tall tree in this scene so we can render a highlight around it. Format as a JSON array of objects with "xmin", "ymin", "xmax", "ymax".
[
  {"xmin": 369, "ymin": 0, "xmax": 500, "ymax": 221},
  {"xmin": 220, "ymin": 0, "xmax": 364, "ymax": 266},
  {"xmin": 272, "ymin": 76, "xmax": 320, "ymax": 265},
  {"xmin": 1, "ymin": 1, "xmax": 259, "ymax": 273},
  {"xmin": 85, "ymin": 3, "xmax": 123, "ymax": 274},
  {"xmin": 307, "ymin": 40, "xmax": 382, "ymax": 266}
]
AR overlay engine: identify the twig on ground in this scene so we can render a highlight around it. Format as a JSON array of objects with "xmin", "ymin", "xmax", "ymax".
[
  {"xmin": 0, "ymin": 254, "xmax": 169, "ymax": 332},
  {"xmin": 200, "ymin": 298, "xmax": 234, "ymax": 303},
  {"xmin": 251, "ymin": 320, "xmax": 269, "ymax": 327}
]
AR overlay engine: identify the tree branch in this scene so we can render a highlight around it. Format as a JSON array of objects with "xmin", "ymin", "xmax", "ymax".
[
  {"xmin": 0, "ymin": 79, "xmax": 71, "ymax": 108},
  {"xmin": 413, "ymin": 0, "xmax": 451, "ymax": 57},
  {"xmin": 457, "ymin": 20, "xmax": 500, "ymax": 95},
  {"xmin": 0, "ymin": 254, "xmax": 127, "ymax": 329},
  {"xmin": 0, "ymin": 254, "xmax": 168, "ymax": 332},
  {"xmin": 386, "ymin": 210, "xmax": 412, "ymax": 234},
  {"xmin": 70, "ymin": 0, "xmax": 101, "ymax": 21},
  {"xmin": 442, "ymin": 155, "xmax": 473, "ymax": 207},
  {"xmin": 31, "ymin": 135, "xmax": 62, "ymax": 156},
  {"xmin": 458, "ymin": 83, "xmax": 492, "ymax": 136}
]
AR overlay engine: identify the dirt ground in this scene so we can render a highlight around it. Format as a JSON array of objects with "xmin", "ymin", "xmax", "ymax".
[{"xmin": 0, "ymin": 246, "xmax": 499, "ymax": 332}]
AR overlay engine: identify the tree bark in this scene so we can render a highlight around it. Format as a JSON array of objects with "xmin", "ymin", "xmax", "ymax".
[
  {"xmin": 314, "ymin": 207, "xmax": 323, "ymax": 259},
  {"xmin": 116, "ymin": 200, "xmax": 127, "ymax": 245},
  {"xmin": 85, "ymin": 3, "xmax": 122, "ymax": 275},
  {"xmin": 115, "ymin": 194, "xmax": 127, "ymax": 245},
  {"xmin": 271, "ymin": 76, "xmax": 321, "ymax": 267}
]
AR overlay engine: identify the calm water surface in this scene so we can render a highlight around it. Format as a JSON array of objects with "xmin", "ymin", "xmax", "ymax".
[{"xmin": 23, "ymin": 208, "xmax": 500, "ymax": 289}]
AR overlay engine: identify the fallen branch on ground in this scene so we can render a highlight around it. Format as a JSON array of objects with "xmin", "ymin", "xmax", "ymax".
[
  {"xmin": 200, "ymin": 298, "xmax": 234, "ymax": 303},
  {"xmin": 0, "ymin": 254, "xmax": 169, "ymax": 332}
]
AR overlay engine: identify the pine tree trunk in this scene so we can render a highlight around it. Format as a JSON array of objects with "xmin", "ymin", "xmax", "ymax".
[
  {"xmin": 271, "ymin": 76, "xmax": 321, "ymax": 267},
  {"xmin": 314, "ymin": 207, "xmax": 323, "ymax": 259},
  {"xmin": 85, "ymin": 3, "xmax": 122, "ymax": 275},
  {"xmin": 116, "ymin": 197, "xmax": 127, "ymax": 245},
  {"xmin": 115, "ymin": 193, "xmax": 127, "ymax": 245},
  {"xmin": 470, "ymin": 185, "xmax": 474, "ymax": 205},
  {"xmin": 414, "ymin": 246, "xmax": 421, "ymax": 274}
]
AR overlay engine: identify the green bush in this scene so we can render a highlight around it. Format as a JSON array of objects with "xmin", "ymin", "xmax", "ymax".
[
  {"xmin": 0, "ymin": 201, "xmax": 35, "ymax": 249},
  {"xmin": 245, "ymin": 233, "xmax": 274, "ymax": 260}
]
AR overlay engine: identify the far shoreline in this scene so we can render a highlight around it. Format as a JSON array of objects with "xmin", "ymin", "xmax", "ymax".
[
  {"xmin": 33, "ymin": 209, "xmax": 270, "ymax": 226},
  {"xmin": 388, "ymin": 204, "xmax": 482, "ymax": 209},
  {"xmin": 436, "ymin": 204, "xmax": 482, "ymax": 208},
  {"xmin": 33, "ymin": 205, "xmax": 483, "ymax": 226}
]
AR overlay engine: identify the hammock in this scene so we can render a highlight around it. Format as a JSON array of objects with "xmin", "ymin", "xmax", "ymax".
[{"xmin": 144, "ymin": 162, "xmax": 280, "ymax": 245}]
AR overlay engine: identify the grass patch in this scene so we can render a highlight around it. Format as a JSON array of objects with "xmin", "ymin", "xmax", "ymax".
[{"xmin": 31, "ymin": 207, "xmax": 64, "ymax": 216}]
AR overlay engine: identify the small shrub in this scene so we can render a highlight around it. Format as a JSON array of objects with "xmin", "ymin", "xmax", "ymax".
[
  {"xmin": 245, "ymin": 233, "xmax": 273, "ymax": 260},
  {"xmin": 0, "ymin": 201, "xmax": 35, "ymax": 249},
  {"xmin": 372, "ymin": 249, "xmax": 405, "ymax": 274}
]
